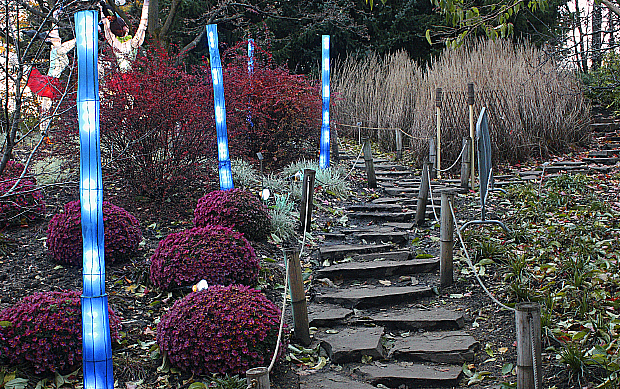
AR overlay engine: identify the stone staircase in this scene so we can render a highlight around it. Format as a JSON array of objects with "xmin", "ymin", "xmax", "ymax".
[{"xmin": 301, "ymin": 160, "xmax": 478, "ymax": 388}]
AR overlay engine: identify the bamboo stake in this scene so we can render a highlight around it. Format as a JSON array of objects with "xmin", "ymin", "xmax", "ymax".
[
  {"xmin": 436, "ymin": 88, "xmax": 442, "ymax": 179},
  {"xmin": 468, "ymin": 83, "xmax": 475, "ymax": 189}
]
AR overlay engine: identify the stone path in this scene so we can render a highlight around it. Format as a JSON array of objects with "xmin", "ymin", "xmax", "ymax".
[{"xmin": 302, "ymin": 159, "xmax": 477, "ymax": 388}]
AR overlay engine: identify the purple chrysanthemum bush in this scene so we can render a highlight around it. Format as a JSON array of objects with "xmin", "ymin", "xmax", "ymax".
[
  {"xmin": 156, "ymin": 285, "xmax": 286, "ymax": 375},
  {"xmin": 0, "ymin": 290, "xmax": 121, "ymax": 374},
  {"xmin": 194, "ymin": 188, "xmax": 271, "ymax": 241},
  {"xmin": 149, "ymin": 225, "xmax": 259, "ymax": 290},
  {"xmin": 47, "ymin": 200, "xmax": 143, "ymax": 265},
  {"xmin": 0, "ymin": 161, "xmax": 45, "ymax": 227}
]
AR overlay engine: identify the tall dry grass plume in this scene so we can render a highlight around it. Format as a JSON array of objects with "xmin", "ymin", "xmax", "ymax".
[{"xmin": 332, "ymin": 39, "xmax": 590, "ymax": 166}]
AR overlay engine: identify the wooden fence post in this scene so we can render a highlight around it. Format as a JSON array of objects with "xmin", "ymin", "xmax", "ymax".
[
  {"xmin": 299, "ymin": 169, "xmax": 315, "ymax": 233},
  {"xmin": 363, "ymin": 138, "xmax": 377, "ymax": 189},
  {"xmin": 415, "ymin": 162, "xmax": 431, "ymax": 226},
  {"xmin": 516, "ymin": 303, "xmax": 542, "ymax": 389},
  {"xmin": 246, "ymin": 367, "xmax": 270, "ymax": 389},
  {"xmin": 286, "ymin": 248, "xmax": 311, "ymax": 346},
  {"xmin": 460, "ymin": 137, "xmax": 471, "ymax": 190},
  {"xmin": 357, "ymin": 121, "xmax": 362, "ymax": 145},
  {"xmin": 429, "ymin": 138, "xmax": 437, "ymax": 179},
  {"xmin": 468, "ymin": 83, "xmax": 475, "ymax": 189},
  {"xmin": 395, "ymin": 129, "xmax": 403, "ymax": 160},
  {"xmin": 440, "ymin": 189, "xmax": 455, "ymax": 288},
  {"xmin": 436, "ymin": 87, "xmax": 442, "ymax": 179}
]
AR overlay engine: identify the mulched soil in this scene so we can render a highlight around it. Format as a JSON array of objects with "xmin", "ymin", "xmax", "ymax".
[{"xmin": 0, "ymin": 150, "xmax": 608, "ymax": 389}]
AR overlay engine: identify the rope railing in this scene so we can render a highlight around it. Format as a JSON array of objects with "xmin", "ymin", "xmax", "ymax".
[
  {"xmin": 437, "ymin": 142, "xmax": 466, "ymax": 173},
  {"xmin": 333, "ymin": 121, "xmax": 428, "ymax": 140}
]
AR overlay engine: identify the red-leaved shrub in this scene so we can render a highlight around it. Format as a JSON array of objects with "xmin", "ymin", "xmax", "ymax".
[
  {"xmin": 0, "ymin": 161, "xmax": 45, "ymax": 227},
  {"xmin": 0, "ymin": 290, "xmax": 121, "ymax": 374},
  {"xmin": 194, "ymin": 188, "xmax": 271, "ymax": 241},
  {"xmin": 149, "ymin": 225, "xmax": 259, "ymax": 290},
  {"xmin": 47, "ymin": 200, "xmax": 142, "ymax": 265},
  {"xmin": 156, "ymin": 285, "xmax": 286, "ymax": 376}
]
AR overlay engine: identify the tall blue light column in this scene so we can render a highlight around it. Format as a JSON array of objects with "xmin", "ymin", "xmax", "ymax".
[
  {"xmin": 319, "ymin": 35, "xmax": 330, "ymax": 169},
  {"xmin": 75, "ymin": 10, "xmax": 113, "ymax": 389},
  {"xmin": 206, "ymin": 24, "xmax": 234, "ymax": 190},
  {"xmin": 247, "ymin": 38, "xmax": 255, "ymax": 129}
]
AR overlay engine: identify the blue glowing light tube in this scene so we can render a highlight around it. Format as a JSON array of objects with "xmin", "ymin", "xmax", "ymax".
[
  {"xmin": 319, "ymin": 35, "xmax": 330, "ymax": 169},
  {"xmin": 75, "ymin": 10, "xmax": 113, "ymax": 389},
  {"xmin": 247, "ymin": 38, "xmax": 255, "ymax": 129},
  {"xmin": 206, "ymin": 24, "xmax": 234, "ymax": 190}
]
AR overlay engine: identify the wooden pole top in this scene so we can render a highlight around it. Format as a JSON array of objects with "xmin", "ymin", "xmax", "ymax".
[{"xmin": 467, "ymin": 83, "xmax": 474, "ymax": 106}]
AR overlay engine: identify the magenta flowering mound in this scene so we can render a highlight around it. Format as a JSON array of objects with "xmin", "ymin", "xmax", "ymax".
[
  {"xmin": 194, "ymin": 188, "xmax": 271, "ymax": 241},
  {"xmin": 149, "ymin": 225, "xmax": 259, "ymax": 290},
  {"xmin": 156, "ymin": 285, "xmax": 286, "ymax": 376},
  {"xmin": 0, "ymin": 290, "xmax": 121, "ymax": 374},
  {"xmin": 0, "ymin": 161, "xmax": 45, "ymax": 226},
  {"xmin": 47, "ymin": 200, "xmax": 142, "ymax": 265}
]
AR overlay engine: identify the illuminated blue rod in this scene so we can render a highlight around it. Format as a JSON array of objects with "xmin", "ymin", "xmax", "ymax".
[
  {"xmin": 319, "ymin": 35, "xmax": 330, "ymax": 169},
  {"xmin": 75, "ymin": 11, "xmax": 113, "ymax": 389},
  {"xmin": 247, "ymin": 38, "xmax": 254, "ymax": 129},
  {"xmin": 206, "ymin": 24, "xmax": 234, "ymax": 190}
]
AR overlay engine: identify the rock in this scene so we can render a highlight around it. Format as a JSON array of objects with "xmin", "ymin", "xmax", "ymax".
[
  {"xmin": 299, "ymin": 371, "xmax": 376, "ymax": 389},
  {"xmin": 308, "ymin": 304, "xmax": 353, "ymax": 327},
  {"xmin": 316, "ymin": 258, "xmax": 438, "ymax": 280},
  {"xmin": 363, "ymin": 307, "xmax": 465, "ymax": 330},
  {"xmin": 357, "ymin": 363, "xmax": 462, "ymax": 387},
  {"xmin": 317, "ymin": 285, "xmax": 433, "ymax": 309},
  {"xmin": 316, "ymin": 326, "xmax": 385, "ymax": 364},
  {"xmin": 389, "ymin": 331, "xmax": 478, "ymax": 363}
]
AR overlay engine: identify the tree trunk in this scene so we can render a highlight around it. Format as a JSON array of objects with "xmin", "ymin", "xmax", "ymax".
[{"xmin": 592, "ymin": 3, "xmax": 603, "ymax": 70}]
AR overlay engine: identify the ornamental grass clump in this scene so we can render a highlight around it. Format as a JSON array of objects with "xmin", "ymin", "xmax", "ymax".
[
  {"xmin": 47, "ymin": 200, "xmax": 142, "ymax": 265},
  {"xmin": 194, "ymin": 188, "xmax": 271, "ymax": 241},
  {"xmin": 149, "ymin": 225, "xmax": 259, "ymax": 290},
  {"xmin": 0, "ymin": 290, "xmax": 121, "ymax": 374},
  {"xmin": 156, "ymin": 285, "xmax": 286, "ymax": 376},
  {"xmin": 0, "ymin": 161, "xmax": 45, "ymax": 227}
]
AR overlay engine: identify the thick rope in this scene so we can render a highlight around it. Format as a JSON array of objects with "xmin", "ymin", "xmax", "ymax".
[
  {"xmin": 333, "ymin": 121, "xmax": 427, "ymax": 140},
  {"xmin": 314, "ymin": 145, "xmax": 364, "ymax": 188},
  {"xmin": 530, "ymin": 315, "xmax": 540, "ymax": 389},
  {"xmin": 449, "ymin": 199, "xmax": 515, "ymax": 312},
  {"xmin": 437, "ymin": 143, "xmax": 466, "ymax": 172}
]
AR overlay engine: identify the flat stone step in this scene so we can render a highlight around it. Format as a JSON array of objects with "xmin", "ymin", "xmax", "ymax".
[
  {"xmin": 316, "ymin": 326, "xmax": 385, "ymax": 364},
  {"xmin": 354, "ymin": 231, "xmax": 408, "ymax": 245},
  {"xmin": 317, "ymin": 285, "xmax": 433, "ymax": 309},
  {"xmin": 591, "ymin": 123, "xmax": 619, "ymax": 132},
  {"xmin": 347, "ymin": 211, "xmax": 416, "ymax": 222},
  {"xmin": 354, "ymin": 163, "xmax": 409, "ymax": 171},
  {"xmin": 308, "ymin": 304, "xmax": 353, "ymax": 327},
  {"xmin": 382, "ymin": 222, "xmax": 415, "ymax": 230},
  {"xmin": 299, "ymin": 371, "xmax": 376, "ymax": 389},
  {"xmin": 375, "ymin": 170, "xmax": 414, "ymax": 177},
  {"xmin": 589, "ymin": 149, "xmax": 620, "ymax": 157},
  {"xmin": 319, "ymin": 243, "xmax": 394, "ymax": 261},
  {"xmin": 389, "ymin": 331, "xmax": 478, "ymax": 364},
  {"xmin": 316, "ymin": 258, "xmax": 438, "ymax": 280},
  {"xmin": 360, "ymin": 307, "xmax": 465, "ymax": 331},
  {"xmin": 582, "ymin": 157, "xmax": 620, "ymax": 165},
  {"xmin": 350, "ymin": 250, "xmax": 411, "ymax": 262},
  {"xmin": 346, "ymin": 204, "xmax": 403, "ymax": 212},
  {"xmin": 372, "ymin": 197, "xmax": 416, "ymax": 205},
  {"xmin": 358, "ymin": 363, "xmax": 462, "ymax": 387}
]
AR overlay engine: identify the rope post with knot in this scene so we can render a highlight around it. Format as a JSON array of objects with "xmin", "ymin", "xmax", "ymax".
[
  {"xmin": 415, "ymin": 161, "xmax": 431, "ymax": 226},
  {"xmin": 246, "ymin": 366, "xmax": 269, "ymax": 389},
  {"xmin": 285, "ymin": 247, "xmax": 311, "ymax": 346},
  {"xmin": 299, "ymin": 169, "xmax": 316, "ymax": 233},
  {"xmin": 440, "ymin": 189, "xmax": 456, "ymax": 288},
  {"xmin": 429, "ymin": 138, "xmax": 437, "ymax": 179},
  {"xmin": 516, "ymin": 303, "xmax": 542, "ymax": 389},
  {"xmin": 460, "ymin": 137, "xmax": 471, "ymax": 190},
  {"xmin": 362, "ymin": 138, "xmax": 377, "ymax": 189}
]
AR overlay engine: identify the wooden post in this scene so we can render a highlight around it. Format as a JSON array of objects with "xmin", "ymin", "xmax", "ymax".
[
  {"xmin": 468, "ymin": 83, "xmax": 475, "ymax": 189},
  {"xmin": 440, "ymin": 190, "xmax": 455, "ymax": 288},
  {"xmin": 516, "ymin": 303, "xmax": 542, "ymax": 389},
  {"xmin": 436, "ymin": 88, "xmax": 442, "ymax": 179},
  {"xmin": 460, "ymin": 137, "xmax": 471, "ymax": 190},
  {"xmin": 415, "ymin": 162, "xmax": 431, "ymax": 226},
  {"xmin": 363, "ymin": 138, "xmax": 377, "ymax": 189},
  {"xmin": 299, "ymin": 169, "xmax": 315, "ymax": 233},
  {"xmin": 395, "ymin": 129, "xmax": 403, "ymax": 160},
  {"xmin": 331, "ymin": 125, "xmax": 340, "ymax": 164},
  {"xmin": 286, "ymin": 248, "xmax": 311, "ymax": 346},
  {"xmin": 429, "ymin": 138, "xmax": 437, "ymax": 179},
  {"xmin": 246, "ymin": 367, "xmax": 270, "ymax": 389}
]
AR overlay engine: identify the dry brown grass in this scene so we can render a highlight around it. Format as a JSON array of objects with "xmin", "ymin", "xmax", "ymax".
[{"xmin": 332, "ymin": 39, "xmax": 590, "ymax": 167}]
